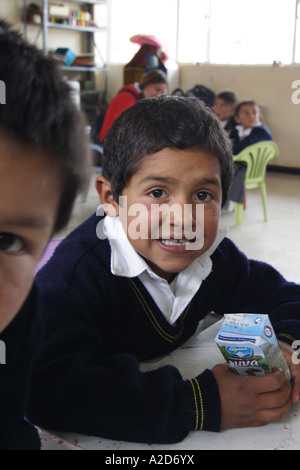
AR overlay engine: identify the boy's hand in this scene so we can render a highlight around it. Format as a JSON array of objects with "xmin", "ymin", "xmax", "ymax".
[
  {"xmin": 279, "ymin": 340, "xmax": 300, "ymax": 404},
  {"xmin": 211, "ymin": 363, "xmax": 292, "ymax": 429}
]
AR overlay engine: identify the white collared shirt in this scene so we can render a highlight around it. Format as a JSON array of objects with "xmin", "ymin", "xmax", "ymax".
[
  {"xmin": 236, "ymin": 122, "xmax": 262, "ymax": 140},
  {"xmin": 103, "ymin": 216, "xmax": 226, "ymax": 325}
]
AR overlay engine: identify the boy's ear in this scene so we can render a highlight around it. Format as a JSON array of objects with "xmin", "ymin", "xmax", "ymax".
[{"xmin": 95, "ymin": 175, "xmax": 120, "ymax": 217}]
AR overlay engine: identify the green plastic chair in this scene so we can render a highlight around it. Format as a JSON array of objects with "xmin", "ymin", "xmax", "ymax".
[{"xmin": 233, "ymin": 141, "xmax": 279, "ymax": 225}]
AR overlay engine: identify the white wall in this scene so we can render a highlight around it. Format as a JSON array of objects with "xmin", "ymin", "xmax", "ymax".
[
  {"xmin": 106, "ymin": 63, "xmax": 300, "ymax": 169},
  {"xmin": 1, "ymin": 1, "xmax": 299, "ymax": 168},
  {"xmin": 180, "ymin": 64, "xmax": 300, "ymax": 169}
]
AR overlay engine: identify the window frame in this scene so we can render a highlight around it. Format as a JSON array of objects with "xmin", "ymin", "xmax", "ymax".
[{"xmin": 108, "ymin": 0, "xmax": 300, "ymax": 66}]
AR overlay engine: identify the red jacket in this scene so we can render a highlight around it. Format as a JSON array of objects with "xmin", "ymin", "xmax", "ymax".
[{"xmin": 99, "ymin": 84, "xmax": 140, "ymax": 142}]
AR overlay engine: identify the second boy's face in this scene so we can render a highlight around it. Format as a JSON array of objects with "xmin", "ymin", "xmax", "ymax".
[
  {"xmin": 114, "ymin": 148, "xmax": 222, "ymax": 281},
  {"xmin": 0, "ymin": 133, "xmax": 61, "ymax": 333},
  {"xmin": 213, "ymin": 98, "xmax": 234, "ymax": 121},
  {"xmin": 142, "ymin": 83, "xmax": 168, "ymax": 98},
  {"xmin": 236, "ymin": 104, "xmax": 260, "ymax": 129}
]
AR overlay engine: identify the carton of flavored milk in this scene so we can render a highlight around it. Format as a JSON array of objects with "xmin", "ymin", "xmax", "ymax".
[{"xmin": 215, "ymin": 314, "xmax": 291, "ymax": 379}]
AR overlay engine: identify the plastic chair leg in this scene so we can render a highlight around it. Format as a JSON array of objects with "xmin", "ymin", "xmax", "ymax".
[
  {"xmin": 234, "ymin": 202, "xmax": 244, "ymax": 225},
  {"xmin": 260, "ymin": 183, "xmax": 268, "ymax": 221}
]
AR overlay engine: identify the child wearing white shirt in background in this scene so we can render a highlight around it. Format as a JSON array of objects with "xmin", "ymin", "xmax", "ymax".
[
  {"xmin": 229, "ymin": 100, "xmax": 272, "ymax": 155},
  {"xmin": 213, "ymin": 91, "xmax": 238, "ymax": 132},
  {"xmin": 226, "ymin": 100, "xmax": 273, "ymax": 205}
]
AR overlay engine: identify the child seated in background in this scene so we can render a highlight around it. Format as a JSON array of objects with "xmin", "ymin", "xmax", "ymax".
[
  {"xmin": 229, "ymin": 100, "xmax": 272, "ymax": 155},
  {"xmin": 28, "ymin": 96, "xmax": 300, "ymax": 446},
  {"xmin": 213, "ymin": 91, "xmax": 238, "ymax": 131},
  {"xmin": 226, "ymin": 100, "xmax": 273, "ymax": 206},
  {"xmin": 0, "ymin": 20, "xmax": 90, "ymax": 449}
]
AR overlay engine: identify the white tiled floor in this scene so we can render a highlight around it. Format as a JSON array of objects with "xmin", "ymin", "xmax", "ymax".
[
  {"xmin": 58, "ymin": 170, "xmax": 300, "ymax": 284},
  {"xmin": 220, "ymin": 172, "xmax": 300, "ymax": 283}
]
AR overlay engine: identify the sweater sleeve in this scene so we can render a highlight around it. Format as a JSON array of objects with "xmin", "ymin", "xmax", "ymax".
[{"xmin": 27, "ymin": 276, "xmax": 221, "ymax": 444}]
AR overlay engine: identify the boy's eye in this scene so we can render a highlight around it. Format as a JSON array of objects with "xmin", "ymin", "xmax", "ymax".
[
  {"xmin": 0, "ymin": 233, "xmax": 26, "ymax": 254},
  {"xmin": 149, "ymin": 189, "xmax": 167, "ymax": 198},
  {"xmin": 195, "ymin": 191, "xmax": 212, "ymax": 202}
]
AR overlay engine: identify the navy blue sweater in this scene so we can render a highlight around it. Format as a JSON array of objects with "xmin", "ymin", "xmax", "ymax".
[
  {"xmin": 28, "ymin": 214, "xmax": 300, "ymax": 444},
  {"xmin": 0, "ymin": 286, "xmax": 42, "ymax": 450},
  {"xmin": 229, "ymin": 125, "xmax": 272, "ymax": 155}
]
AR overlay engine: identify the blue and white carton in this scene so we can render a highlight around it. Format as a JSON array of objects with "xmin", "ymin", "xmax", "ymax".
[{"xmin": 215, "ymin": 314, "xmax": 291, "ymax": 379}]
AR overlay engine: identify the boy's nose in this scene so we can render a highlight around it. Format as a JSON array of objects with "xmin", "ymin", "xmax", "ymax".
[{"xmin": 168, "ymin": 201, "xmax": 197, "ymax": 232}]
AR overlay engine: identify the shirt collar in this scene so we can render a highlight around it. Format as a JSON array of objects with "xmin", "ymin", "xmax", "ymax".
[
  {"xmin": 104, "ymin": 215, "xmax": 146, "ymax": 277},
  {"xmin": 236, "ymin": 122, "xmax": 262, "ymax": 139}
]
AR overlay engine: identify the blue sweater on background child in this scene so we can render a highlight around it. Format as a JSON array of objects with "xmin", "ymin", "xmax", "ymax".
[{"xmin": 230, "ymin": 123, "xmax": 272, "ymax": 155}]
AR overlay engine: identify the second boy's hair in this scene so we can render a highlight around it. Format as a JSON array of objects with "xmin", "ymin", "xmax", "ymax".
[
  {"xmin": 102, "ymin": 95, "xmax": 233, "ymax": 207},
  {"xmin": 235, "ymin": 100, "xmax": 260, "ymax": 117},
  {"xmin": 216, "ymin": 91, "xmax": 238, "ymax": 108},
  {"xmin": 0, "ymin": 20, "xmax": 91, "ymax": 233},
  {"xmin": 139, "ymin": 70, "xmax": 168, "ymax": 91}
]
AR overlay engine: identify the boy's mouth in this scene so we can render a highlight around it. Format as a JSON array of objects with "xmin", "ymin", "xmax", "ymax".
[
  {"xmin": 159, "ymin": 238, "xmax": 196, "ymax": 247},
  {"xmin": 158, "ymin": 237, "xmax": 200, "ymax": 252}
]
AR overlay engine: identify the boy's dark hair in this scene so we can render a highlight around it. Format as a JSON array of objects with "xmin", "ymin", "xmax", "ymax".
[
  {"xmin": 103, "ymin": 95, "xmax": 233, "ymax": 207},
  {"xmin": 235, "ymin": 100, "xmax": 260, "ymax": 117},
  {"xmin": 0, "ymin": 20, "xmax": 91, "ymax": 233},
  {"xmin": 216, "ymin": 91, "xmax": 238, "ymax": 108},
  {"xmin": 139, "ymin": 70, "xmax": 168, "ymax": 91}
]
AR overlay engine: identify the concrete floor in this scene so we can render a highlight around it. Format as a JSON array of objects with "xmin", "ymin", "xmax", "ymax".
[
  {"xmin": 221, "ymin": 171, "xmax": 300, "ymax": 284},
  {"xmin": 57, "ymin": 170, "xmax": 300, "ymax": 284}
]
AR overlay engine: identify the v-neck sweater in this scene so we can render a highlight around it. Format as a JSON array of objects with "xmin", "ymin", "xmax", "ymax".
[{"xmin": 28, "ymin": 213, "xmax": 300, "ymax": 444}]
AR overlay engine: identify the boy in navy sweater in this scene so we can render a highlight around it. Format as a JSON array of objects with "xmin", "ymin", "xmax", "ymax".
[
  {"xmin": 29, "ymin": 96, "xmax": 300, "ymax": 444},
  {"xmin": 0, "ymin": 20, "xmax": 90, "ymax": 449}
]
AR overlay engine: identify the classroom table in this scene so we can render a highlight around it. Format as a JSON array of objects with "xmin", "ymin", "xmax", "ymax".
[{"xmin": 38, "ymin": 318, "xmax": 300, "ymax": 450}]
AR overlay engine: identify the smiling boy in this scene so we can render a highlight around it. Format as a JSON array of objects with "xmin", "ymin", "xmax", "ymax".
[
  {"xmin": 0, "ymin": 20, "xmax": 90, "ymax": 449},
  {"xmin": 29, "ymin": 96, "xmax": 300, "ymax": 444}
]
